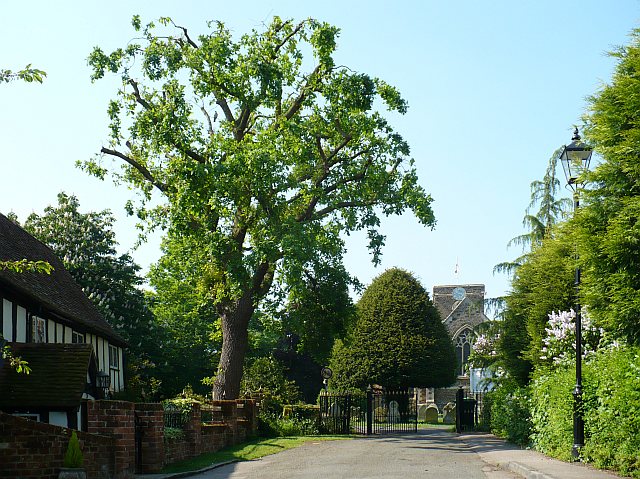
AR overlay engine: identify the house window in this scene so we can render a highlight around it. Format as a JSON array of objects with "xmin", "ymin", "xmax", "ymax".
[
  {"xmin": 31, "ymin": 316, "xmax": 46, "ymax": 343},
  {"xmin": 454, "ymin": 328, "xmax": 473, "ymax": 376},
  {"xmin": 108, "ymin": 345, "xmax": 119, "ymax": 370},
  {"xmin": 72, "ymin": 331, "xmax": 84, "ymax": 343}
]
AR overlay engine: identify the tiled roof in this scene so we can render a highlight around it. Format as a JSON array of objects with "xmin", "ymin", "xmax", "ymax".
[
  {"xmin": 0, "ymin": 343, "xmax": 94, "ymax": 409},
  {"xmin": 0, "ymin": 213, "xmax": 124, "ymax": 345}
]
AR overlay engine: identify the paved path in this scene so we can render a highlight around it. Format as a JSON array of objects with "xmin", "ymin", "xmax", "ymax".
[
  {"xmin": 184, "ymin": 428, "xmax": 517, "ymax": 479},
  {"xmin": 140, "ymin": 427, "xmax": 627, "ymax": 479}
]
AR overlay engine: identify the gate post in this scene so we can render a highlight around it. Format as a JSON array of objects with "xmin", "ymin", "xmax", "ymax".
[
  {"xmin": 366, "ymin": 385, "xmax": 373, "ymax": 435},
  {"xmin": 455, "ymin": 387, "xmax": 464, "ymax": 433}
]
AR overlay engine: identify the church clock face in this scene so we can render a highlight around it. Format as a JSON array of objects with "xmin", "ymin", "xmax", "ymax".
[{"xmin": 452, "ymin": 287, "xmax": 466, "ymax": 301}]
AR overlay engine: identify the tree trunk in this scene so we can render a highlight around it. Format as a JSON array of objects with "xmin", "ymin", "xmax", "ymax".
[{"xmin": 212, "ymin": 294, "xmax": 254, "ymax": 400}]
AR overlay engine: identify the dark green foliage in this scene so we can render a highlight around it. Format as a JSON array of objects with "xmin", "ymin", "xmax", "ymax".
[
  {"xmin": 283, "ymin": 262, "xmax": 356, "ymax": 364},
  {"xmin": 579, "ymin": 29, "xmax": 640, "ymax": 345},
  {"xmin": 329, "ymin": 268, "xmax": 456, "ymax": 390},
  {"xmin": 63, "ymin": 430, "xmax": 83, "ymax": 468},
  {"xmin": 486, "ymin": 379, "xmax": 531, "ymax": 447}
]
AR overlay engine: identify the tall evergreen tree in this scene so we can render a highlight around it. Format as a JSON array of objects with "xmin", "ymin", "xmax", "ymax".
[
  {"xmin": 579, "ymin": 29, "xmax": 640, "ymax": 345},
  {"xmin": 330, "ymin": 268, "xmax": 455, "ymax": 390}
]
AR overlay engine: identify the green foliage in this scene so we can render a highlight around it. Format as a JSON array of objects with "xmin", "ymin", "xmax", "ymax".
[
  {"xmin": 529, "ymin": 366, "xmax": 574, "ymax": 460},
  {"xmin": 580, "ymin": 29, "xmax": 640, "ymax": 345},
  {"xmin": 84, "ymin": 15, "xmax": 435, "ymax": 398},
  {"xmin": 487, "ymin": 379, "xmax": 531, "ymax": 447},
  {"xmin": 582, "ymin": 346, "xmax": 640, "ymax": 477},
  {"xmin": 63, "ymin": 431, "xmax": 84, "ymax": 469},
  {"xmin": 148, "ymin": 233, "xmax": 221, "ymax": 397},
  {"xmin": 22, "ymin": 193, "xmax": 163, "ymax": 398},
  {"xmin": 494, "ymin": 149, "xmax": 571, "ymax": 276},
  {"xmin": 497, "ymin": 226, "xmax": 575, "ymax": 383},
  {"xmin": 241, "ymin": 357, "xmax": 300, "ymax": 416},
  {"xmin": 0, "ymin": 65, "xmax": 46, "ymax": 84},
  {"xmin": 282, "ymin": 262, "xmax": 356, "ymax": 364},
  {"xmin": 329, "ymin": 268, "xmax": 456, "ymax": 389},
  {"xmin": 0, "ymin": 259, "xmax": 52, "ymax": 274},
  {"xmin": 163, "ymin": 427, "xmax": 185, "ymax": 441},
  {"xmin": 0, "ymin": 335, "xmax": 31, "ymax": 374},
  {"xmin": 258, "ymin": 413, "xmax": 319, "ymax": 437}
]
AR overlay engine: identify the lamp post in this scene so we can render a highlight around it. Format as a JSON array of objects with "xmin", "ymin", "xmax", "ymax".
[{"xmin": 559, "ymin": 127, "xmax": 592, "ymax": 459}]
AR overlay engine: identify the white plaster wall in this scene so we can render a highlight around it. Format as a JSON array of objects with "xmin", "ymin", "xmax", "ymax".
[
  {"xmin": 2, "ymin": 299, "xmax": 11, "ymax": 340},
  {"xmin": 16, "ymin": 306, "xmax": 26, "ymax": 342},
  {"xmin": 47, "ymin": 319, "xmax": 56, "ymax": 343}
]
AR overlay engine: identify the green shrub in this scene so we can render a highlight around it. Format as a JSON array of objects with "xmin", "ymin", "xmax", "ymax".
[
  {"xmin": 530, "ymin": 366, "xmax": 574, "ymax": 460},
  {"xmin": 258, "ymin": 412, "xmax": 319, "ymax": 437},
  {"xmin": 582, "ymin": 346, "xmax": 640, "ymax": 477},
  {"xmin": 487, "ymin": 380, "xmax": 531, "ymax": 446},
  {"xmin": 63, "ymin": 430, "xmax": 84, "ymax": 468}
]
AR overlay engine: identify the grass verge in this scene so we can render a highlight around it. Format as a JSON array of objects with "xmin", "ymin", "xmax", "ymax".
[{"xmin": 161, "ymin": 435, "xmax": 353, "ymax": 474}]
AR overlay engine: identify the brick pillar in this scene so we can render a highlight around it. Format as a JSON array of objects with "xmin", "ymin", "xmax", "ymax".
[
  {"xmin": 87, "ymin": 400, "xmax": 135, "ymax": 479},
  {"xmin": 134, "ymin": 403, "xmax": 164, "ymax": 473},
  {"xmin": 185, "ymin": 402, "xmax": 202, "ymax": 457}
]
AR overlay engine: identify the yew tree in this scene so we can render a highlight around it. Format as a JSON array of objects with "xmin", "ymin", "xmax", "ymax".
[{"xmin": 84, "ymin": 16, "xmax": 435, "ymax": 399}]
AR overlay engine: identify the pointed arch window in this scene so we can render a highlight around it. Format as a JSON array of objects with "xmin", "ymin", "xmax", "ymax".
[{"xmin": 454, "ymin": 328, "xmax": 473, "ymax": 376}]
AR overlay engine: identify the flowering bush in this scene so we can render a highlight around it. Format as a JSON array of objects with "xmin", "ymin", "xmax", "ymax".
[{"xmin": 540, "ymin": 310, "xmax": 600, "ymax": 366}]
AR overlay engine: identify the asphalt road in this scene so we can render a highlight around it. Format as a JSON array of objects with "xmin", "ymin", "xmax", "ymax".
[{"xmin": 188, "ymin": 428, "xmax": 518, "ymax": 479}]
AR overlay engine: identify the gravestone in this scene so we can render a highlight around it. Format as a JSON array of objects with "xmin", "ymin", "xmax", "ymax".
[
  {"xmin": 329, "ymin": 402, "xmax": 341, "ymax": 417},
  {"xmin": 417, "ymin": 404, "xmax": 428, "ymax": 422},
  {"xmin": 387, "ymin": 400, "xmax": 400, "ymax": 423},
  {"xmin": 425, "ymin": 404, "xmax": 439, "ymax": 423},
  {"xmin": 443, "ymin": 402, "xmax": 456, "ymax": 424}
]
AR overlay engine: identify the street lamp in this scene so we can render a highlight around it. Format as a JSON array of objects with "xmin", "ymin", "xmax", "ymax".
[{"xmin": 559, "ymin": 127, "xmax": 592, "ymax": 459}]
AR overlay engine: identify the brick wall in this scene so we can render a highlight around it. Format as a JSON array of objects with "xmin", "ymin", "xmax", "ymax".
[
  {"xmin": 133, "ymin": 403, "xmax": 164, "ymax": 474},
  {"xmin": 0, "ymin": 412, "xmax": 114, "ymax": 479},
  {"xmin": 87, "ymin": 400, "xmax": 135, "ymax": 478},
  {"xmin": 162, "ymin": 399, "xmax": 258, "ymax": 466},
  {"xmin": 1, "ymin": 399, "xmax": 259, "ymax": 477}
]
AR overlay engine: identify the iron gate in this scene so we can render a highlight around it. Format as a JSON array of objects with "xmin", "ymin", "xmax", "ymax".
[{"xmin": 318, "ymin": 387, "xmax": 417, "ymax": 435}]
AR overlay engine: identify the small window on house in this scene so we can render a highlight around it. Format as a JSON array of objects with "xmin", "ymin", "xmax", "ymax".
[
  {"xmin": 108, "ymin": 345, "xmax": 119, "ymax": 370},
  {"xmin": 13, "ymin": 413, "xmax": 40, "ymax": 422},
  {"xmin": 32, "ymin": 316, "xmax": 46, "ymax": 343},
  {"xmin": 72, "ymin": 331, "xmax": 84, "ymax": 344}
]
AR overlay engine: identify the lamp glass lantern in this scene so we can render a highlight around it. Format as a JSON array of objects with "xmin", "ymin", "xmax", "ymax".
[{"xmin": 560, "ymin": 128, "xmax": 593, "ymax": 188}]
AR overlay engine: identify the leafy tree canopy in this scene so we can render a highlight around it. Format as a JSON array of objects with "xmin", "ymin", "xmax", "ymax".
[
  {"xmin": 84, "ymin": 16, "xmax": 435, "ymax": 398},
  {"xmin": 330, "ymin": 268, "xmax": 455, "ymax": 390},
  {"xmin": 23, "ymin": 193, "xmax": 163, "ymax": 398}
]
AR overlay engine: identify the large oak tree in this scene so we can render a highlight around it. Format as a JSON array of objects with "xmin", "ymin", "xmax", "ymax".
[{"xmin": 84, "ymin": 16, "xmax": 435, "ymax": 399}]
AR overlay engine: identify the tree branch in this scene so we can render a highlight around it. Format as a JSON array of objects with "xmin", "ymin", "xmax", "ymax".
[
  {"xmin": 171, "ymin": 21, "xmax": 199, "ymax": 48},
  {"xmin": 274, "ymin": 21, "xmax": 305, "ymax": 55},
  {"xmin": 101, "ymin": 147, "xmax": 168, "ymax": 193},
  {"xmin": 311, "ymin": 199, "xmax": 378, "ymax": 220},
  {"xmin": 201, "ymin": 104, "xmax": 215, "ymax": 137},
  {"xmin": 284, "ymin": 64, "xmax": 322, "ymax": 120}
]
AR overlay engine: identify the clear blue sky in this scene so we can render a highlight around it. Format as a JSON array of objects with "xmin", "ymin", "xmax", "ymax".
[{"xmin": 2, "ymin": 1, "xmax": 638, "ymax": 308}]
